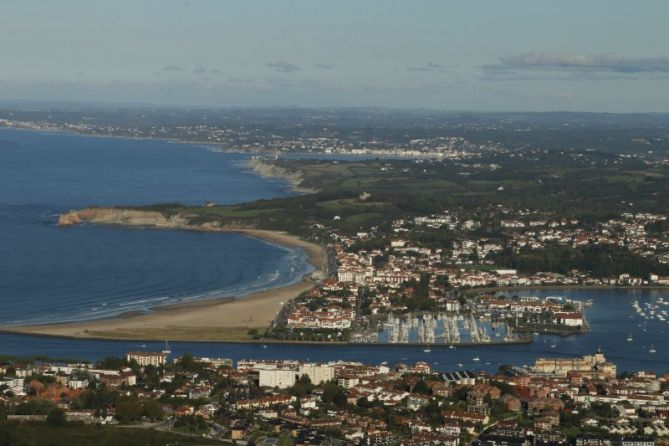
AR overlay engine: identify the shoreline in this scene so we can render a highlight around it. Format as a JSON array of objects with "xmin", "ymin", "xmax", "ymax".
[
  {"xmin": 0, "ymin": 126, "xmax": 324, "ymax": 342},
  {"xmin": 0, "ymin": 329, "xmax": 533, "ymax": 348},
  {"xmin": 0, "ymin": 228, "xmax": 328, "ymax": 342},
  {"xmin": 4, "ymin": 264, "xmax": 665, "ymax": 342}
]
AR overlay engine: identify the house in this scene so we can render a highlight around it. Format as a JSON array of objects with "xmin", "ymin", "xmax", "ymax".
[
  {"xmin": 620, "ymin": 438, "xmax": 655, "ymax": 446},
  {"xmin": 500, "ymin": 394, "xmax": 522, "ymax": 412},
  {"xmin": 554, "ymin": 311, "xmax": 584, "ymax": 327},
  {"xmin": 534, "ymin": 411, "xmax": 560, "ymax": 431}
]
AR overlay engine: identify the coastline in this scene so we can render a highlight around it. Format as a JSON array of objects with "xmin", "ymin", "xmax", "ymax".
[
  {"xmin": 0, "ymin": 228, "xmax": 327, "ymax": 342},
  {"xmin": 0, "ymin": 126, "xmax": 324, "ymax": 342}
]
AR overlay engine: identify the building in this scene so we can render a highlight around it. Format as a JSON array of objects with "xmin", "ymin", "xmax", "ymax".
[
  {"xmin": 126, "ymin": 351, "xmax": 168, "ymax": 367},
  {"xmin": 298, "ymin": 363, "xmax": 335, "ymax": 384},
  {"xmin": 554, "ymin": 311, "xmax": 585, "ymax": 327},
  {"xmin": 175, "ymin": 356, "xmax": 232, "ymax": 368},
  {"xmin": 258, "ymin": 369, "xmax": 297, "ymax": 389},
  {"xmin": 533, "ymin": 351, "xmax": 615, "ymax": 378},
  {"xmin": 1, "ymin": 377, "xmax": 24, "ymax": 395},
  {"xmin": 620, "ymin": 438, "xmax": 655, "ymax": 446}
]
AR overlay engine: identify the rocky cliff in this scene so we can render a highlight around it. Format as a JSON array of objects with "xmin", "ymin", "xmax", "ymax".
[
  {"xmin": 58, "ymin": 207, "xmax": 258, "ymax": 232},
  {"xmin": 59, "ymin": 208, "xmax": 190, "ymax": 229},
  {"xmin": 247, "ymin": 158, "xmax": 317, "ymax": 193}
]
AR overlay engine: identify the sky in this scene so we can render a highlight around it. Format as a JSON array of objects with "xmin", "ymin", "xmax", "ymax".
[{"xmin": 1, "ymin": 0, "xmax": 669, "ymax": 112}]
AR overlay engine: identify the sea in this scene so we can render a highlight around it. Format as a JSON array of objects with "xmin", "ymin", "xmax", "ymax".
[
  {"xmin": 0, "ymin": 127, "xmax": 668, "ymax": 374},
  {"xmin": 0, "ymin": 127, "xmax": 312, "ymax": 326}
]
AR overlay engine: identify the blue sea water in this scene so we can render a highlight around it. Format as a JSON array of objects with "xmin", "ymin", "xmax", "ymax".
[
  {"xmin": 0, "ymin": 128, "xmax": 311, "ymax": 325},
  {"xmin": 0, "ymin": 128, "xmax": 668, "ymax": 374}
]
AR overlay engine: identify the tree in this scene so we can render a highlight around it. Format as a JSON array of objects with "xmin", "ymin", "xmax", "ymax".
[
  {"xmin": 291, "ymin": 374, "xmax": 314, "ymax": 398},
  {"xmin": 143, "ymin": 399, "xmax": 163, "ymax": 421},
  {"xmin": 96, "ymin": 356, "xmax": 127, "ymax": 370},
  {"xmin": 413, "ymin": 379, "xmax": 430, "ymax": 395},
  {"xmin": 15, "ymin": 398, "xmax": 56, "ymax": 415},
  {"xmin": 115, "ymin": 396, "xmax": 143, "ymax": 423},
  {"xmin": 277, "ymin": 432, "xmax": 294, "ymax": 446},
  {"xmin": 321, "ymin": 381, "xmax": 345, "ymax": 405},
  {"xmin": 333, "ymin": 392, "xmax": 348, "ymax": 408},
  {"xmin": 46, "ymin": 407, "xmax": 66, "ymax": 426},
  {"xmin": 177, "ymin": 353, "xmax": 204, "ymax": 373}
]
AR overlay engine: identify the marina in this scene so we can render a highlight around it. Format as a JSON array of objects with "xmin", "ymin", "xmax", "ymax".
[{"xmin": 373, "ymin": 312, "xmax": 520, "ymax": 345}]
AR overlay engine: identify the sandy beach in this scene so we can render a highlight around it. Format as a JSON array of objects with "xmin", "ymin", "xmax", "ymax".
[{"xmin": 1, "ymin": 229, "xmax": 326, "ymax": 342}]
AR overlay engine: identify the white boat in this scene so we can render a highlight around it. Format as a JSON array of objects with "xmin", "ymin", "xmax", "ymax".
[
  {"xmin": 649, "ymin": 344, "xmax": 657, "ymax": 354},
  {"xmin": 162, "ymin": 340, "xmax": 171, "ymax": 355},
  {"xmin": 627, "ymin": 332, "xmax": 633, "ymax": 342},
  {"xmin": 472, "ymin": 357, "xmax": 480, "ymax": 362}
]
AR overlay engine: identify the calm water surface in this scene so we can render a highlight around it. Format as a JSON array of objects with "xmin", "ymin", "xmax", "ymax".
[{"xmin": 0, "ymin": 128, "xmax": 311, "ymax": 325}]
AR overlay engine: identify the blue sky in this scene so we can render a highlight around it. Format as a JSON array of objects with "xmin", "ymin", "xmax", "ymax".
[{"xmin": 1, "ymin": 0, "xmax": 669, "ymax": 111}]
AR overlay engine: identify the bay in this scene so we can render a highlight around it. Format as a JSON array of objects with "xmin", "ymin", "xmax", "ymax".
[{"xmin": 0, "ymin": 127, "xmax": 311, "ymax": 325}]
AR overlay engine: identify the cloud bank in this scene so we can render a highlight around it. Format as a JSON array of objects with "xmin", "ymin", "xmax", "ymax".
[
  {"xmin": 266, "ymin": 61, "xmax": 301, "ymax": 73},
  {"xmin": 483, "ymin": 53, "xmax": 669, "ymax": 77},
  {"xmin": 407, "ymin": 62, "xmax": 448, "ymax": 72}
]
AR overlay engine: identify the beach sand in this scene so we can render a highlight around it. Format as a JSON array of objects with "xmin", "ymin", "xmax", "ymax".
[{"xmin": 1, "ymin": 229, "xmax": 326, "ymax": 342}]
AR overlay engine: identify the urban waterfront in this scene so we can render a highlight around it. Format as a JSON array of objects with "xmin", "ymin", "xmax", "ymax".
[{"xmin": 0, "ymin": 287, "xmax": 667, "ymax": 374}]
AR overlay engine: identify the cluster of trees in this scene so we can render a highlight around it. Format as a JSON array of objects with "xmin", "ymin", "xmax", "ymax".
[
  {"xmin": 115, "ymin": 396, "xmax": 162, "ymax": 423},
  {"xmin": 0, "ymin": 423, "xmax": 220, "ymax": 446},
  {"xmin": 131, "ymin": 150, "xmax": 669, "ymax": 243},
  {"xmin": 394, "ymin": 273, "xmax": 437, "ymax": 312},
  {"xmin": 492, "ymin": 243, "xmax": 669, "ymax": 278},
  {"xmin": 173, "ymin": 414, "xmax": 207, "ymax": 432}
]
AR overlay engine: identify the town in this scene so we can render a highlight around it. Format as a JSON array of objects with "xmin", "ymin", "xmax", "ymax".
[
  {"xmin": 1, "ymin": 349, "xmax": 669, "ymax": 445},
  {"xmin": 266, "ymin": 209, "xmax": 669, "ymax": 345}
]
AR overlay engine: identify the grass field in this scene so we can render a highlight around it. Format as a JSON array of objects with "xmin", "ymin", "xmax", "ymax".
[{"xmin": 0, "ymin": 422, "xmax": 224, "ymax": 446}]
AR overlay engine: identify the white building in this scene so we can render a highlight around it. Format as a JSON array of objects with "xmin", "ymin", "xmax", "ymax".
[
  {"xmin": 554, "ymin": 312, "xmax": 584, "ymax": 327},
  {"xmin": 1, "ymin": 377, "xmax": 25, "ymax": 395},
  {"xmin": 258, "ymin": 369, "xmax": 296, "ymax": 389},
  {"xmin": 68, "ymin": 379, "xmax": 89, "ymax": 390},
  {"xmin": 127, "ymin": 351, "xmax": 168, "ymax": 367},
  {"xmin": 298, "ymin": 363, "xmax": 335, "ymax": 384}
]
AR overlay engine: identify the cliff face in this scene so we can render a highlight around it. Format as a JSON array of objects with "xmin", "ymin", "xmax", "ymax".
[
  {"xmin": 58, "ymin": 207, "xmax": 255, "ymax": 232},
  {"xmin": 59, "ymin": 208, "xmax": 189, "ymax": 229},
  {"xmin": 247, "ymin": 158, "xmax": 317, "ymax": 193}
]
